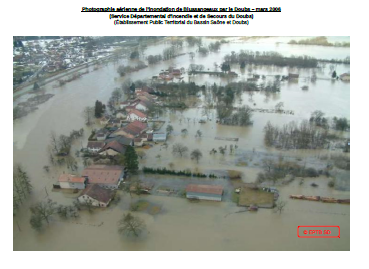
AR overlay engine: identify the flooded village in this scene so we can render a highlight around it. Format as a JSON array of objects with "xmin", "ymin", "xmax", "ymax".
[{"xmin": 13, "ymin": 36, "xmax": 350, "ymax": 251}]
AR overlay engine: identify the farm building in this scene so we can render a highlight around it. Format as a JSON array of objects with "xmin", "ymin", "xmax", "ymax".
[
  {"xmin": 81, "ymin": 165, "xmax": 125, "ymax": 189},
  {"xmin": 153, "ymin": 132, "xmax": 167, "ymax": 142},
  {"xmin": 186, "ymin": 184, "xmax": 224, "ymax": 201},
  {"xmin": 78, "ymin": 184, "xmax": 115, "ymax": 207},
  {"xmin": 58, "ymin": 174, "xmax": 87, "ymax": 189},
  {"xmin": 340, "ymin": 73, "xmax": 350, "ymax": 81}
]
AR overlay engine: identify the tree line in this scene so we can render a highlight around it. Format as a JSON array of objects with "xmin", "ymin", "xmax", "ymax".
[
  {"xmin": 13, "ymin": 165, "xmax": 32, "ymax": 215},
  {"xmin": 223, "ymin": 50, "xmax": 319, "ymax": 68},
  {"xmin": 142, "ymin": 167, "xmax": 217, "ymax": 178}
]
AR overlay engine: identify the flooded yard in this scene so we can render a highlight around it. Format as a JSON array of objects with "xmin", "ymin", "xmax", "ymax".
[{"xmin": 13, "ymin": 36, "xmax": 350, "ymax": 250}]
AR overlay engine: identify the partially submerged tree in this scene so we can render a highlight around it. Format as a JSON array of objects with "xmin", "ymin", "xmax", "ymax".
[
  {"xmin": 195, "ymin": 130, "xmax": 202, "ymax": 138},
  {"xmin": 83, "ymin": 106, "xmax": 94, "ymax": 125},
  {"xmin": 181, "ymin": 128, "xmax": 188, "ymax": 136},
  {"xmin": 190, "ymin": 149, "xmax": 203, "ymax": 164},
  {"xmin": 166, "ymin": 124, "xmax": 174, "ymax": 135},
  {"xmin": 172, "ymin": 143, "xmax": 189, "ymax": 157},
  {"xmin": 274, "ymin": 200, "xmax": 287, "ymax": 214},
  {"xmin": 118, "ymin": 213, "xmax": 145, "ymax": 237},
  {"xmin": 29, "ymin": 199, "xmax": 57, "ymax": 229}
]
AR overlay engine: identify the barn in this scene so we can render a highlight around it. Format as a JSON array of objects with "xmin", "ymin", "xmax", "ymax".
[{"xmin": 186, "ymin": 184, "xmax": 224, "ymax": 201}]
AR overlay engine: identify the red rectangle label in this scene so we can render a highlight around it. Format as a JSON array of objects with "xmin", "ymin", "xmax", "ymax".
[{"xmin": 297, "ymin": 226, "xmax": 340, "ymax": 238}]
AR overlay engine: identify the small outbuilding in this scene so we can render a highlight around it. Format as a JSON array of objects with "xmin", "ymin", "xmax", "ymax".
[
  {"xmin": 58, "ymin": 174, "xmax": 87, "ymax": 189},
  {"xmin": 153, "ymin": 132, "xmax": 167, "ymax": 142},
  {"xmin": 186, "ymin": 184, "xmax": 224, "ymax": 201}
]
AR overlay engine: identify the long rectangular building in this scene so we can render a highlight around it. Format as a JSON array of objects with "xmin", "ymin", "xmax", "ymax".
[
  {"xmin": 186, "ymin": 184, "xmax": 224, "ymax": 201},
  {"xmin": 82, "ymin": 165, "xmax": 125, "ymax": 189}
]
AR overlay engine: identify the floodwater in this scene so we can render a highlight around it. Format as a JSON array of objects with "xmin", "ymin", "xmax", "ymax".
[{"xmin": 13, "ymin": 37, "xmax": 350, "ymax": 250}]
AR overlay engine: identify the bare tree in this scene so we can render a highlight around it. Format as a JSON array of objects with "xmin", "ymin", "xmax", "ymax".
[
  {"xmin": 190, "ymin": 149, "xmax": 203, "ymax": 164},
  {"xmin": 262, "ymin": 158, "xmax": 275, "ymax": 172},
  {"xmin": 118, "ymin": 213, "xmax": 145, "ymax": 237},
  {"xmin": 274, "ymin": 200, "xmax": 287, "ymax": 214},
  {"xmin": 83, "ymin": 106, "xmax": 94, "ymax": 125},
  {"xmin": 195, "ymin": 130, "xmax": 202, "ymax": 138},
  {"xmin": 172, "ymin": 143, "xmax": 189, "ymax": 157},
  {"xmin": 50, "ymin": 131, "xmax": 59, "ymax": 154},
  {"xmin": 30, "ymin": 199, "xmax": 57, "ymax": 225}
]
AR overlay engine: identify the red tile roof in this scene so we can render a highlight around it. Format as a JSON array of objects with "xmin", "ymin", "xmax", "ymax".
[
  {"xmin": 58, "ymin": 174, "xmax": 86, "ymax": 183},
  {"xmin": 82, "ymin": 165, "xmax": 124, "ymax": 185},
  {"xmin": 130, "ymin": 120, "xmax": 148, "ymax": 130},
  {"xmin": 128, "ymin": 109, "xmax": 147, "ymax": 118},
  {"xmin": 186, "ymin": 184, "xmax": 224, "ymax": 195}
]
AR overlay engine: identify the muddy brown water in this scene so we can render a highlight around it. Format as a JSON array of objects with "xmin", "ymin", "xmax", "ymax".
[{"xmin": 13, "ymin": 37, "xmax": 350, "ymax": 250}]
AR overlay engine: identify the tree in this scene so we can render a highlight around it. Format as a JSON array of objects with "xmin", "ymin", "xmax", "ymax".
[
  {"xmin": 124, "ymin": 146, "xmax": 139, "ymax": 173},
  {"xmin": 95, "ymin": 100, "xmax": 104, "ymax": 118},
  {"xmin": 190, "ymin": 149, "xmax": 203, "ymax": 164},
  {"xmin": 181, "ymin": 128, "xmax": 188, "ymax": 136},
  {"xmin": 118, "ymin": 213, "xmax": 145, "ymax": 237},
  {"xmin": 166, "ymin": 124, "xmax": 174, "ymax": 135},
  {"xmin": 111, "ymin": 89, "xmax": 122, "ymax": 105},
  {"xmin": 172, "ymin": 143, "xmax": 189, "ymax": 158},
  {"xmin": 275, "ymin": 102, "xmax": 284, "ymax": 111},
  {"xmin": 332, "ymin": 70, "xmax": 337, "ymax": 78},
  {"xmin": 262, "ymin": 159, "xmax": 274, "ymax": 172},
  {"xmin": 195, "ymin": 130, "xmax": 202, "ymax": 138},
  {"xmin": 83, "ymin": 106, "xmax": 94, "ymax": 125},
  {"xmin": 189, "ymin": 52, "xmax": 195, "ymax": 60},
  {"xmin": 274, "ymin": 200, "xmax": 287, "ymax": 214},
  {"xmin": 117, "ymin": 65, "xmax": 126, "ymax": 76},
  {"xmin": 50, "ymin": 131, "xmax": 59, "ymax": 154},
  {"xmin": 30, "ymin": 214, "xmax": 43, "ymax": 231},
  {"xmin": 29, "ymin": 199, "xmax": 57, "ymax": 226}
]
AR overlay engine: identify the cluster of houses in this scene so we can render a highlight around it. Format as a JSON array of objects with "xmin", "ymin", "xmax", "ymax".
[
  {"xmin": 13, "ymin": 36, "xmax": 116, "ymax": 87},
  {"xmin": 87, "ymin": 86, "xmax": 167, "ymax": 155},
  {"xmin": 58, "ymin": 165, "xmax": 125, "ymax": 207}
]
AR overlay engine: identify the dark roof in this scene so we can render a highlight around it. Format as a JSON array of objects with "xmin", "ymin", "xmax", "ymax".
[
  {"xmin": 80, "ymin": 184, "xmax": 114, "ymax": 203},
  {"xmin": 99, "ymin": 140, "xmax": 126, "ymax": 154},
  {"xmin": 87, "ymin": 141, "xmax": 105, "ymax": 149},
  {"xmin": 105, "ymin": 135, "xmax": 133, "ymax": 146}
]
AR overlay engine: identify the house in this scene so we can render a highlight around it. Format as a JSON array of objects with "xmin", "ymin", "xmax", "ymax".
[
  {"xmin": 107, "ymin": 118, "xmax": 121, "ymax": 128},
  {"xmin": 288, "ymin": 73, "xmax": 299, "ymax": 80},
  {"xmin": 127, "ymin": 109, "xmax": 147, "ymax": 122},
  {"xmin": 87, "ymin": 141, "xmax": 105, "ymax": 153},
  {"xmin": 153, "ymin": 132, "xmax": 167, "ymax": 142},
  {"xmin": 133, "ymin": 101, "xmax": 149, "ymax": 111},
  {"xmin": 116, "ymin": 111, "xmax": 126, "ymax": 119},
  {"xmin": 96, "ymin": 129, "xmax": 110, "ymax": 141},
  {"xmin": 340, "ymin": 73, "xmax": 350, "ymax": 81},
  {"xmin": 100, "ymin": 116, "xmax": 110, "ymax": 125},
  {"xmin": 105, "ymin": 135, "xmax": 134, "ymax": 146},
  {"xmin": 119, "ymin": 101, "xmax": 130, "ymax": 109},
  {"xmin": 58, "ymin": 174, "xmax": 87, "ymax": 189},
  {"xmin": 134, "ymin": 138, "xmax": 143, "ymax": 147},
  {"xmin": 113, "ymin": 121, "xmax": 148, "ymax": 138},
  {"xmin": 78, "ymin": 184, "xmax": 115, "ymax": 207},
  {"xmin": 186, "ymin": 184, "xmax": 224, "ymax": 201},
  {"xmin": 82, "ymin": 165, "xmax": 125, "ymax": 189},
  {"xmin": 98, "ymin": 140, "xmax": 126, "ymax": 156}
]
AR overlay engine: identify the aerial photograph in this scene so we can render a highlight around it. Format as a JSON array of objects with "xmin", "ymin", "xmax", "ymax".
[{"xmin": 13, "ymin": 36, "xmax": 350, "ymax": 251}]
